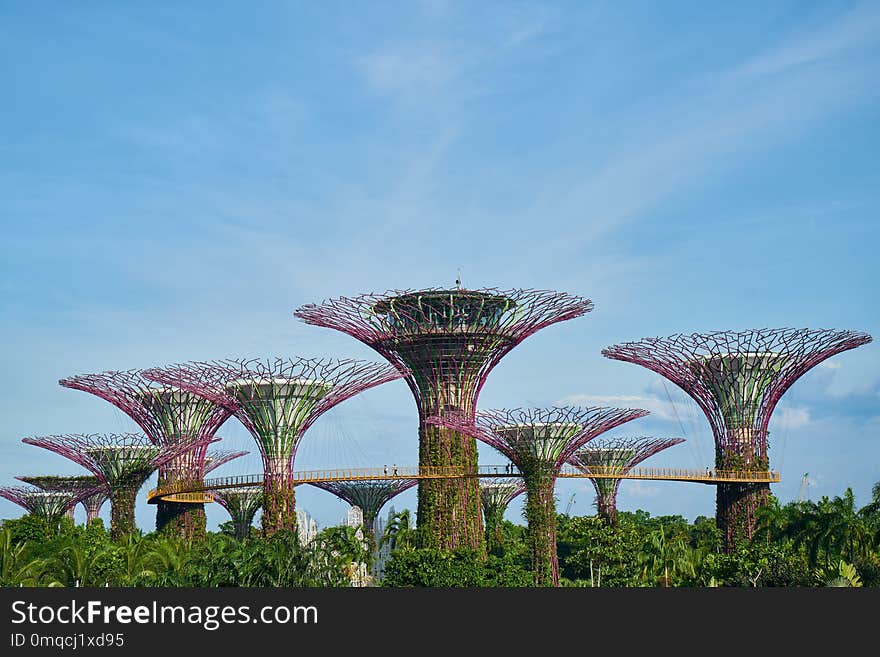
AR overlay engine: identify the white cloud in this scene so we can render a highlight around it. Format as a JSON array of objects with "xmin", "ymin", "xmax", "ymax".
[
  {"xmin": 773, "ymin": 405, "xmax": 812, "ymax": 430},
  {"xmin": 556, "ymin": 392, "xmax": 703, "ymax": 425}
]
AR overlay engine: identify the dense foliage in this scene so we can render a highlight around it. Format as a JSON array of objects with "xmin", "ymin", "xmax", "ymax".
[{"xmin": 3, "ymin": 483, "xmax": 878, "ymax": 587}]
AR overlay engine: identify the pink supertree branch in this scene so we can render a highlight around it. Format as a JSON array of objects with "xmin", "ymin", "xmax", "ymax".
[
  {"xmin": 569, "ymin": 436, "xmax": 686, "ymax": 474},
  {"xmin": 144, "ymin": 357, "xmax": 402, "ymax": 465},
  {"xmin": 427, "ymin": 406, "xmax": 650, "ymax": 472},
  {"xmin": 602, "ymin": 328, "xmax": 872, "ymax": 457},
  {"xmin": 203, "ymin": 448, "xmax": 248, "ymax": 476},
  {"xmin": 295, "ymin": 288, "xmax": 593, "ymax": 416},
  {"xmin": 58, "ymin": 369, "xmax": 232, "ymax": 449},
  {"xmin": 0, "ymin": 485, "xmax": 80, "ymax": 517},
  {"xmin": 21, "ymin": 433, "xmax": 216, "ymax": 489}
]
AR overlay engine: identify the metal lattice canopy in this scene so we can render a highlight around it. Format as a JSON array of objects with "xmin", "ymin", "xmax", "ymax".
[
  {"xmin": 203, "ymin": 449, "xmax": 248, "ymax": 476},
  {"xmin": 211, "ymin": 485, "xmax": 264, "ymax": 513},
  {"xmin": 59, "ymin": 369, "xmax": 233, "ymax": 480},
  {"xmin": 294, "ymin": 288, "xmax": 594, "ymax": 417},
  {"xmin": 430, "ymin": 407, "xmax": 651, "ymax": 471},
  {"xmin": 143, "ymin": 358, "xmax": 403, "ymax": 476},
  {"xmin": 0, "ymin": 486, "xmax": 80, "ymax": 517},
  {"xmin": 601, "ymin": 328, "xmax": 873, "ymax": 460},
  {"xmin": 16, "ymin": 474, "xmax": 103, "ymax": 494},
  {"xmin": 480, "ymin": 477, "xmax": 526, "ymax": 517},
  {"xmin": 308, "ymin": 479, "xmax": 417, "ymax": 530},
  {"xmin": 570, "ymin": 436, "xmax": 685, "ymax": 521},
  {"xmin": 570, "ymin": 436, "xmax": 685, "ymax": 475},
  {"xmin": 21, "ymin": 433, "xmax": 211, "ymax": 491},
  {"xmin": 211, "ymin": 485, "xmax": 264, "ymax": 538}
]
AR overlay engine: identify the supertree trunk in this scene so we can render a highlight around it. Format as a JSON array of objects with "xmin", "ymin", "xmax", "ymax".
[
  {"xmin": 262, "ymin": 458, "xmax": 296, "ymax": 535},
  {"xmin": 716, "ymin": 446, "xmax": 770, "ymax": 550},
  {"xmin": 110, "ymin": 485, "xmax": 138, "ymax": 541},
  {"xmin": 524, "ymin": 468, "xmax": 558, "ymax": 587},
  {"xmin": 234, "ymin": 516, "xmax": 255, "ymax": 540},
  {"xmin": 596, "ymin": 491, "xmax": 619, "ymax": 526},
  {"xmin": 83, "ymin": 495, "xmax": 106, "ymax": 525},
  {"xmin": 417, "ymin": 422, "xmax": 483, "ymax": 552},
  {"xmin": 484, "ymin": 508, "xmax": 506, "ymax": 553}
]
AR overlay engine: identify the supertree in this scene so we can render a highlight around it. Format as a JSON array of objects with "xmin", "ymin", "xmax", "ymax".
[
  {"xmin": 429, "ymin": 406, "xmax": 648, "ymax": 586},
  {"xmin": 0, "ymin": 485, "xmax": 80, "ymax": 520},
  {"xmin": 568, "ymin": 436, "xmax": 685, "ymax": 526},
  {"xmin": 22, "ymin": 433, "xmax": 208, "ymax": 540},
  {"xmin": 295, "ymin": 287, "xmax": 593, "ymax": 553},
  {"xmin": 16, "ymin": 475, "xmax": 109, "ymax": 524},
  {"xmin": 602, "ymin": 327, "xmax": 873, "ymax": 550},
  {"xmin": 479, "ymin": 477, "xmax": 525, "ymax": 552},
  {"xmin": 59, "ymin": 370, "xmax": 233, "ymax": 540},
  {"xmin": 308, "ymin": 479, "xmax": 417, "ymax": 552},
  {"xmin": 144, "ymin": 357, "xmax": 402, "ymax": 535},
  {"xmin": 211, "ymin": 486, "xmax": 263, "ymax": 540}
]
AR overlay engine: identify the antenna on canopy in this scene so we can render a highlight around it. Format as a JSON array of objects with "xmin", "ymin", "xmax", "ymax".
[{"xmin": 455, "ymin": 269, "xmax": 462, "ymax": 289}]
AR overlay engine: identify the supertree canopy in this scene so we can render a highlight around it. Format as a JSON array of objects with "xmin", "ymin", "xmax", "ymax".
[
  {"xmin": 211, "ymin": 486, "xmax": 263, "ymax": 540},
  {"xmin": 21, "ymin": 432, "xmax": 207, "ymax": 540},
  {"xmin": 309, "ymin": 479, "xmax": 417, "ymax": 551},
  {"xmin": 16, "ymin": 475, "xmax": 108, "ymax": 524},
  {"xmin": 203, "ymin": 449, "xmax": 248, "ymax": 476},
  {"xmin": 144, "ymin": 357, "xmax": 402, "ymax": 536},
  {"xmin": 295, "ymin": 287, "xmax": 593, "ymax": 553},
  {"xmin": 59, "ymin": 370, "xmax": 233, "ymax": 540},
  {"xmin": 602, "ymin": 327, "xmax": 873, "ymax": 550},
  {"xmin": 479, "ymin": 477, "xmax": 525, "ymax": 552},
  {"xmin": 430, "ymin": 406, "xmax": 648, "ymax": 586},
  {"xmin": 0, "ymin": 485, "xmax": 80, "ymax": 520},
  {"xmin": 569, "ymin": 436, "xmax": 685, "ymax": 526}
]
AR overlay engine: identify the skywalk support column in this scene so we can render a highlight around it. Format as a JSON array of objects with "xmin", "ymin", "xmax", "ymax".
[
  {"xmin": 603, "ymin": 328, "xmax": 872, "ymax": 551},
  {"xmin": 295, "ymin": 287, "xmax": 593, "ymax": 555}
]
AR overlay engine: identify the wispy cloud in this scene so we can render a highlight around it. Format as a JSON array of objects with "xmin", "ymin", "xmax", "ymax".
[{"xmin": 732, "ymin": 2, "xmax": 880, "ymax": 80}]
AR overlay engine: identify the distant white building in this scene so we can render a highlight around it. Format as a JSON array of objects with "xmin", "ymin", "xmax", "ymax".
[
  {"xmin": 344, "ymin": 505, "xmax": 365, "ymax": 541},
  {"xmin": 372, "ymin": 505, "xmax": 396, "ymax": 582},
  {"xmin": 296, "ymin": 508, "xmax": 318, "ymax": 545}
]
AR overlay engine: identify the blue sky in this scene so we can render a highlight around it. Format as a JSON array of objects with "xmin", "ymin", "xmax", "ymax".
[{"xmin": 1, "ymin": 1, "xmax": 878, "ymax": 532}]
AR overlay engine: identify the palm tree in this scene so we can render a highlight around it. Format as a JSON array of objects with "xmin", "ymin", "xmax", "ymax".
[
  {"xmin": 638, "ymin": 527, "xmax": 695, "ymax": 587},
  {"xmin": 0, "ymin": 528, "xmax": 50, "ymax": 586},
  {"xmin": 379, "ymin": 510, "xmax": 417, "ymax": 552}
]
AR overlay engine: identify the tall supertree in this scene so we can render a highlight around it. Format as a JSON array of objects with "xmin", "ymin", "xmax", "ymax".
[
  {"xmin": 59, "ymin": 370, "xmax": 233, "ymax": 540},
  {"xmin": 0, "ymin": 485, "xmax": 80, "ymax": 520},
  {"xmin": 211, "ymin": 486, "xmax": 263, "ymax": 540},
  {"xmin": 602, "ymin": 328, "xmax": 873, "ymax": 550},
  {"xmin": 430, "ymin": 406, "xmax": 648, "ymax": 586},
  {"xmin": 295, "ymin": 287, "xmax": 593, "ymax": 553},
  {"xmin": 309, "ymin": 479, "xmax": 417, "ymax": 552},
  {"xmin": 568, "ymin": 436, "xmax": 685, "ymax": 526},
  {"xmin": 479, "ymin": 477, "xmax": 525, "ymax": 552},
  {"xmin": 16, "ymin": 475, "xmax": 109, "ymax": 524},
  {"xmin": 22, "ymin": 433, "xmax": 207, "ymax": 540},
  {"xmin": 144, "ymin": 357, "xmax": 402, "ymax": 535}
]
